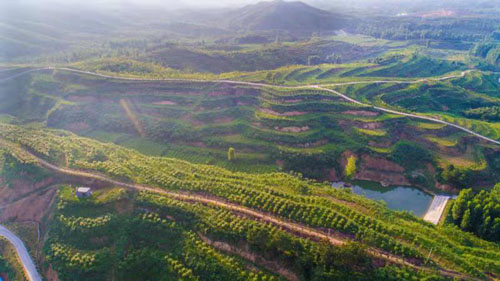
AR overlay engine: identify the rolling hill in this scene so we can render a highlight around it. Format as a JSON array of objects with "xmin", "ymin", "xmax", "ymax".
[{"xmin": 224, "ymin": 0, "xmax": 346, "ymax": 33}]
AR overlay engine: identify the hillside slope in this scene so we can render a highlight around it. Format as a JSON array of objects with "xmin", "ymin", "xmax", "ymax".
[
  {"xmin": 0, "ymin": 123, "xmax": 499, "ymax": 280},
  {"xmin": 225, "ymin": 0, "xmax": 346, "ymax": 32}
]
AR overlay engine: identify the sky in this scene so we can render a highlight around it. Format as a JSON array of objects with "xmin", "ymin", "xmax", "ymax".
[{"xmin": 2, "ymin": 0, "xmax": 491, "ymax": 12}]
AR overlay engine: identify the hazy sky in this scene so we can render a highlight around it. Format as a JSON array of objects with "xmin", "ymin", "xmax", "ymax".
[{"xmin": 3, "ymin": 0, "xmax": 490, "ymax": 12}]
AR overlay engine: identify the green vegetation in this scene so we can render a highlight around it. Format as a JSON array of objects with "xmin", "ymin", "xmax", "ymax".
[
  {"xmin": 2, "ymin": 3, "xmax": 500, "ymax": 280},
  {"xmin": 3, "ymin": 69, "xmax": 497, "ymax": 189},
  {"xmin": 391, "ymin": 141, "xmax": 433, "ymax": 169},
  {"xmin": 344, "ymin": 155, "xmax": 356, "ymax": 180},
  {"xmin": 1, "ymin": 124, "xmax": 500, "ymax": 280},
  {"xmin": 464, "ymin": 106, "xmax": 500, "ymax": 121},
  {"xmin": 42, "ymin": 184, "xmax": 457, "ymax": 281},
  {"xmin": 451, "ymin": 184, "xmax": 500, "ymax": 241},
  {"xmin": 472, "ymin": 42, "xmax": 500, "ymax": 69},
  {"xmin": 227, "ymin": 147, "xmax": 235, "ymax": 161},
  {"xmin": 0, "ymin": 238, "xmax": 28, "ymax": 281}
]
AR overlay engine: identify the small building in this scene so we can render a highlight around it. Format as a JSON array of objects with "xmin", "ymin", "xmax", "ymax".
[{"xmin": 76, "ymin": 187, "xmax": 92, "ymax": 198}]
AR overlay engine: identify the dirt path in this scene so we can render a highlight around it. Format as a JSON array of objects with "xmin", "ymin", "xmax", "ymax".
[{"xmin": 0, "ymin": 139, "xmax": 483, "ymax": 281}]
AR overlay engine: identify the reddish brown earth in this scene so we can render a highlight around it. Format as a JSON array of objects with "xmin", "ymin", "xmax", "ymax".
[
  {"xmin": 152, "ymin": 100, "xmax": 177, "ymax": 105},
  {"xmin": 281, "ymin": 98, "xmax": 302, "ymax": 103},
  {"xmin": 361, "ymin": 155, "xmax": 405, "ymax": 173},
  {"xmin": 338, "ymin": 120, "xmax": 382, "ymax": 130},
  {"xmin": 341, "ymin": 110, "xmax": 379, "ymax": 117},
  {"xmin": 0, "ymin": 178, "xmax": 55, "ymax": 206},
  {"xmin": 259, "ymin": 108, "xmax": 308, "ymax": 116},
  {"xmin": 44, "ymin": 265, "xmax": 60, "ymax": 281},
  {"xmin": 355, "ymin": 155, "xmax": 410, "ymax": 186},
  {"xmin": 435, "ymin": 182, "xmax": 459, "ymax": 193},
  {"xmin": 328, "ymin": 169, "xmax": 339, "ymax": 181},
  {"xmin": 0, "ymin": 187, "xmax": 56, "ymax": 222},
  {"xmin": 340, "ymin": 153, "xmax": 411, "ymax": 186}
]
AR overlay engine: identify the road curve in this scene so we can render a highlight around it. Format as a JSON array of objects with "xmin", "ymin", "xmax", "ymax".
[
  {"xmin": 315, "ymin": 86, "xmax": 500, "ymax": 145},
  {"xmin": 0, "ymin": 225, "xmax": 42, "ymax": 281},
  {"xmin": 4, "ymin": 67, "xmax": 498, "ymax": 146}
]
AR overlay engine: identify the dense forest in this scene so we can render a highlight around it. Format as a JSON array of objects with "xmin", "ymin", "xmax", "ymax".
[{"xmin": 452, "ymin": 184, "xmax": 500, "ymax": 241}]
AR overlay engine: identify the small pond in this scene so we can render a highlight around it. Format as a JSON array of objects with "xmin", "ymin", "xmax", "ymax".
[{"xmin": 332, "ymin": 181, "xmax": 433, "ymax": 217}]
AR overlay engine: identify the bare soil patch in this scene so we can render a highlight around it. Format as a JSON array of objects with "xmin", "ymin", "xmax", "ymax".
[
  {"xmin": 0, "ymin": 178, "xmax": 55, "ymax": 205},
  {"xmin": 281, "ymin": 98, "xmax": 303, "ymax": 103},
  {"xmin": 44, "ymin": 265, "xmax": 60, "ymax": 281},
  {"xmin": 361, "ymin": 155, "xmax": 405, "ymax": 173},
  {"xmin": 354, "ymin": 155, "xmax": 410, "ymax": 186},
  {"xmin": 341, "ymin": 110, "xmax": 379, "ymax": 117},
  {"xmin": 338, "ymin": 120, "xmax": 382, "ymax": 130},
  {"xmin": 152, "ymin": 100, "xmax": 177, "ymax": 105},
  {"xmin": 275, "ymin": 126, "xmax": 309, "ymax": 133},
  {"xmin": 0, "ymin": 188, "xmax": 56, "ymax": 222},
  {"xmin": 259, "ymin": 108, "xmax": 308, "ymax": 116}
]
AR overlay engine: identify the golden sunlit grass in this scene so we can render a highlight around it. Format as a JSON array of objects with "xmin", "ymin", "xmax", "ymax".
[
  {"xmin": 426, "ymin": 136, "xmax": 457, "ymax": 147},
  {"xmin": 356, "ymin": 128, "xmax": 387, "ymax": 136}
]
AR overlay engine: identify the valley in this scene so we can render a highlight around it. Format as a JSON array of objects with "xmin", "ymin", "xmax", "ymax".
[{"xmin": 0, "ymin": 0, "xmax": 500, "ymax": 280}]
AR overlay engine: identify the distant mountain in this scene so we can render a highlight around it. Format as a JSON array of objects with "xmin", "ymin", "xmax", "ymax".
[{"xmin": 224, "ymin": 0, "xmax": 346, "ymax": 33}]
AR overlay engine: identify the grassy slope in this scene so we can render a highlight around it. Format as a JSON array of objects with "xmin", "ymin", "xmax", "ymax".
[
  {"xmin": 332, "ymin": 72, "xmax": 500, "ymax": 141},
  {"xmin": 0, "ymin": 123, "xmax": 499, "ymax": 279},
  {"xmin": 3, "ymin": 69, "xmax": 497, "ymax": 186}
]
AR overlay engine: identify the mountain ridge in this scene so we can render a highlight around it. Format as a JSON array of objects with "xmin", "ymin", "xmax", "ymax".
[{"xmin": 224, "ymin": 0, "xmax": 346, "ymax": 33}]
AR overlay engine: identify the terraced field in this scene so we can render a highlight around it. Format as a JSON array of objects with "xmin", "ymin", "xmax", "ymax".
[
  {"xmin": 331, "ymin": 72, "xmax": 500, "ymax": 141},
  {"xmin": 74, "ymin": 54, "xmax": 466, "ymax": 86},
  {"xmin": 2, "ymin": 68, "xmax": 499, "ymax": 189}
]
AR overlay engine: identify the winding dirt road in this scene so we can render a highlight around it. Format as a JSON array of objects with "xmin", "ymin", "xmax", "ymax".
[
  {"xmin": 3, "ymin": 67, "xmax": 498, "ymax": 146},
  {"xmin": 0, "ymin": 139, "xmax": 483, "ymax": 281}
]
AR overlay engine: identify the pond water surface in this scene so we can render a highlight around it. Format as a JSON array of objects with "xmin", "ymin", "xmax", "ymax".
[{"xmin": 332, "ymin": 181, "xmax": 433, "ymax": 217}]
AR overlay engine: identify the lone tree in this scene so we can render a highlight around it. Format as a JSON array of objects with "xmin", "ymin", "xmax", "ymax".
[
  {"xmin": 227, "ymin": 147, "xmax": 235, "ymax": 161},
  {"xmin": 344, "ymin": 155, "xmax": 357, "ymax": 181}
]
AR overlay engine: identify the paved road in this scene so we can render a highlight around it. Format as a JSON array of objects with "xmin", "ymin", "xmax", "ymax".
[
  {"xmin": 423, "ymin": 195, "xmax": 451, "ymax": 225},
  {"xmin": 4, "ymin": 67, "xmax": 498, "ymax": 146},
  {"xmin": 0, "ymin": 225, "xmax": 42, "ymax": 281},
  {"xmin": 316, "ymin": 86, "xmax": 500, "ymax": 145}
]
